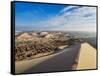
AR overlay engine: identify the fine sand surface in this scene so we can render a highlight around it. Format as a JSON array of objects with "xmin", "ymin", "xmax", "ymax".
[
  {"xmin": 76, "ymin": 43, "xmax": 96, "ymax": 70},
  {"xmin": 15, "ymin": 43, "xmax": 81, "ymax": 74}
]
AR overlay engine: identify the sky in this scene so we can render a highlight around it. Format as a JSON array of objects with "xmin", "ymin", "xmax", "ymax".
[{"xmin": 15, "ymin": 2, "xmax": 96, "ymax": 32}]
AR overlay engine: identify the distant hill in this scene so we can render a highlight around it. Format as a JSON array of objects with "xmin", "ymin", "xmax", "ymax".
[
  {"xmin": 16, "ymin": 32, "xmax": 38, "ymax": 41},
  {"xmin": 15, "ymin": 32, "xmax": 80, "ymax": 61}
]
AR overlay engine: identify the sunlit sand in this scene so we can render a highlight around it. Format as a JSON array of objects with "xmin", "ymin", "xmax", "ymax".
[{"xmin": 76, "ymin": 43, "xmax": 96, "ymax": 70}]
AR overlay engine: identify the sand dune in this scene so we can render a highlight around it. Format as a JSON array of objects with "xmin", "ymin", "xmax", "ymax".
[
  {"xmin": 17, "ymin": 33, "xmax": 37, "ymax": 41},
  {"xmin": 17, "ymin": 33, "xmax": 32, "ymax": 40},
  {"xmin": 76, "ymin": 43, "xmax": 96, "ymax": 70},
  {"xmin": 15, "ymin": 42, "xmax": 96, "ymax": 74}
]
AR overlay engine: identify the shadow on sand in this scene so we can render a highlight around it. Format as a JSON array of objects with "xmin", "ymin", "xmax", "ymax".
[{"xmin": 23, "ymin": 43, "xmax": 81, "ymax": 74}]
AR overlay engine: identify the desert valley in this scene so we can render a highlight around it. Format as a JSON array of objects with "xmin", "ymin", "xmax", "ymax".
[{"xmin": 15, "ymin": 31, "xmax": 96, "ymax": 74}]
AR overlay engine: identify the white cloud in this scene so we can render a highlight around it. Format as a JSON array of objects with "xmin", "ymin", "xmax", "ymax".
[
  {"xmin": 59, "ymin": 6, "xmax": 79, "ymax": 14},
  {"xmin": 37, "ymin": 6, "xmax": 96, "ymax": 32}
]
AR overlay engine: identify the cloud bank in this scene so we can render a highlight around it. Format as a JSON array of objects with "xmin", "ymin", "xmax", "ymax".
[{"xmin": 36, "ymin": 6, "xmax": 96, "ymax": 32}]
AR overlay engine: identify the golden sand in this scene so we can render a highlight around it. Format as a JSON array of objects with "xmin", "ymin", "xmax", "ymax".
[
  {"xmin": 76, "ymin": 43, "xmax": 96, "ymax": 70},
  {"xmin": 58, "ymin": 45, "xmax": 68, "ymax": 49}
]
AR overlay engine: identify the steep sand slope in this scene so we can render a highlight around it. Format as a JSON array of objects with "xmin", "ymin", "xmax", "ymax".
[{"xmin": 76, "ymin": 43, "xmax": 96, "ymax": 70}]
